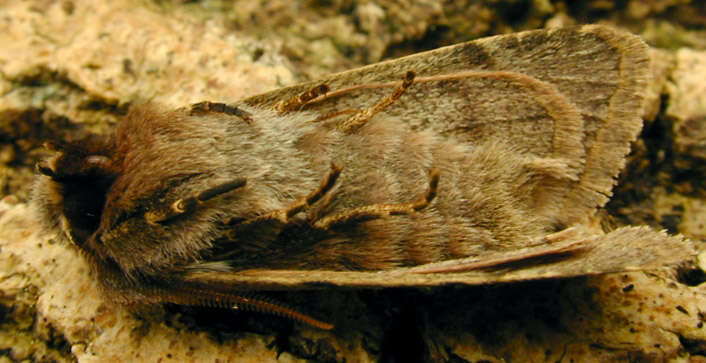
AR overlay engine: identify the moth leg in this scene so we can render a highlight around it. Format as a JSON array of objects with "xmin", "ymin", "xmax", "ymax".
[
  {"xmin": 314, "ymin": 169, "xmax": 438, "ymax": 230},
  {"xmin": 145, "ymin": 178, "xmax": 247, "ymax": 224},
  {"xmin": 275, "ymin": 84, "xmax": 330, "ymax": 113},
  {"xmin": 338, "ymin": 71, "xmax": 415, "ymax": 133},
  {"xmin": 189, "ymin": 101, "xmax": 253, "ymax": 123},
  {"xmin": 234, "ymin": 163, "xmax": 343, "ymax": 228}
]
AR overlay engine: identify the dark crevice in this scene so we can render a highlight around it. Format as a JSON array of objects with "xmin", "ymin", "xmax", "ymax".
[
  {"xmin": 0, "ymin": 308, "xmax": 73, "ymax": 361},
  {"xmin": 9, "ymin": 66, "xmax": 129, "ymax": 115},
  {"xmin": 489, "ymin": 0, "xmax": 532, "ymax": 25},
  {"xmin": 11, "ymin": 66, "xmax": 84, "ymax": 91},
  {"xmin": 43, "ymin": 322, "xmax": 73, "ymax": 356},
  {"xmin": 382, "ymin": 24, "xmax": 453, "ymax": 61},
  {"xmin": 378, "ymin": 290, "xmax": 427, "ymax": 363},
  {"xmin": 676, "ymin": 265, "xmax": 706, "ymax": 287},
  {"xmin": 0, "ymin": 108, "xmax": 78, "ymax": 149},
  {"xmin": 446, "ymin": 352, "xmax": 472, "ymax": 363},
  {"xmin": 679, "ymin": 335, "xmax": 706, "ymax": 356},
  {"xmin": 564, "ymin": 0, "xmax": 629, "ymax": 23},
  {"xmin": 0, "ymin": 108, "xmax": 83, "ymax": 199},
  {"xmin": 606, "ymin": 94, "xmax": 675, "ymax": 228}
]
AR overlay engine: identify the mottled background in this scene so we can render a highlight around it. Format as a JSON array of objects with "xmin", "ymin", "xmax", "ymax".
[{"xmin": 1, "ymin": 0, "xmax": 705, "ymax": 361}]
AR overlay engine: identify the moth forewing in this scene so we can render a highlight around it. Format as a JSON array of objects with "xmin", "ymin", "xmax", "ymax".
[
  {"xmin": 33, "ymin": 24, "xmax": 694, "ymax": 331},
  {"xmin": 184, "ymin": 226, "xmax": 693, "ymax": 290},
  {"xmin": 242, "ymin": 24, "xmax": 650, "ymax": 228}
]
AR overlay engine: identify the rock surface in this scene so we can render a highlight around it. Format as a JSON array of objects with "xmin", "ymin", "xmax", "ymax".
[{"xmin": 1, "ymin": 0, "xmax": 705, "ymax": 361}]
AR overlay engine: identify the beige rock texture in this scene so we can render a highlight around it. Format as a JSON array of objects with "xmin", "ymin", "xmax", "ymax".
[
  {"xmin": 667, "ymin": 49, "xmax": 706, "ymax": 162},
  {"xmin": 1, "ymin": 0, "xmax": 705, "ymax": 361}
]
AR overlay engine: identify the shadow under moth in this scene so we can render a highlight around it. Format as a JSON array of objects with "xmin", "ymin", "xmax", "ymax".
[{"xmin": 32, "ymin": 25, "xmax": 696, "ymax": 331}]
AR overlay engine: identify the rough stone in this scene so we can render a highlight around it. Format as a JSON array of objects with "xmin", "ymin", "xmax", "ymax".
[
  {"xmin": 666, "ymin": 49, "xmax": 706, "ymax": 161},
  {"xmin": 1, "ymin": 0, "xmax": 705, "ymax": 361}
]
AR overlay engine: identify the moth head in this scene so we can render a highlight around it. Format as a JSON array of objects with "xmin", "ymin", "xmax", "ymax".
[
  {"xmin": 31, "ymin": 106, "xmax": 251, "ymax": 277},
  {"xmin": 33, "ymin": 137, "xmax": 119, "ymax": 248}
]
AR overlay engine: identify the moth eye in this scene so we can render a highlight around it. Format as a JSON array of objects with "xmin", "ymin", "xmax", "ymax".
[
  {"xmin": 59, "ymin": 176, "xmax": 111, "ymax": 245},
  {"xmin": 144, "ymin": 178, "xmax": 247, "ymax": 225}
]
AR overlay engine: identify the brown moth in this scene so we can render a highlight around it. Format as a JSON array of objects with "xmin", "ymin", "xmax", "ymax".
[{"xmin": 32, "ymin": 25, "xmax": 695, "ymax": 330}]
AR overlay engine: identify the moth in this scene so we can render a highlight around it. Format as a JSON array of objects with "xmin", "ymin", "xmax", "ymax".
[{"xmin": 32, "ymin": 25, "xmax": 695, "ymax": 330}]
